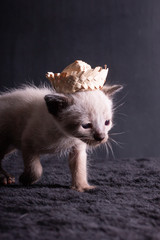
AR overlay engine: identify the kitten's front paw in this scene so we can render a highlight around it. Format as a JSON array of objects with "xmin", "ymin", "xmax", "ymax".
[
  {"xmin": 71, "ymin": 184, "xmax": 96, "ymax": 192},
  {"xmin": 0, "ymin": 170, "xmax": 15, "ymax": 185}
]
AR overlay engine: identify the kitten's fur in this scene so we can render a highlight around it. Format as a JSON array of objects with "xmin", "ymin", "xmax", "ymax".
[{"xmin": 0, "ymin": 84, "xmax": 122, "ymax": 192}]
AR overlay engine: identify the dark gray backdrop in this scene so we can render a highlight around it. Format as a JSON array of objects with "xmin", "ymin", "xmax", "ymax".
[{"xmin": 1, "ymin": 0, "xmax": 160, "ymax": 159}]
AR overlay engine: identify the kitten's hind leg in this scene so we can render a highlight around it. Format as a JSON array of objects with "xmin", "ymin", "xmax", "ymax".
[
  {"xmin": 19, "ymin": 151, "xmax": 43, "ymax": 186},
  {"xmin": 69, "ymin": 143, "xmax": 96, "ymax": 192}
]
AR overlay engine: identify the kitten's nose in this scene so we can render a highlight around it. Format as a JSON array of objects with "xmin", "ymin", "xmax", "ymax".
[{"xmin": 94, "ymin": 133, "xmax": 105, "ymax": 142}]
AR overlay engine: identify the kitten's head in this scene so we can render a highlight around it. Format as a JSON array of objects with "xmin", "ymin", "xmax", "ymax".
[{"xmin": 45, "ymin": 85, "xmax": 122, "ymax": 146}]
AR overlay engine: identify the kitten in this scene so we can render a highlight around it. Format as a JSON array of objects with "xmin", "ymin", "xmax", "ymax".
[{"xmin": 0, "ymin": 84, "xmax": 122, "ymax": 192}]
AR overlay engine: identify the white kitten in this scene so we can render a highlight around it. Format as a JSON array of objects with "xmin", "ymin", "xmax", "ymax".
[{"xmin": 0, "ymin": 84, "xmax": 122, "ymax": 192}]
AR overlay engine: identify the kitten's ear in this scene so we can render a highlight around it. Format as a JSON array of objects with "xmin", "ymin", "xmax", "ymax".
[
  {"xmin": 44, "ymin": 94, "xmax": 73, "ymax": 116},
  {"xmin": 102, "ymin": 85, "xmax": 123, "ymax": 97}
]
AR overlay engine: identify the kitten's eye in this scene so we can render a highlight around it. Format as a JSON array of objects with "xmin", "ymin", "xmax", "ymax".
[
  {"xmin": 82, "ymin": 123, "xmax": 92, "ymax": 129},
  {"xmin": 105, "ymin": 120, "xmax": 110, "ymax": 126}
]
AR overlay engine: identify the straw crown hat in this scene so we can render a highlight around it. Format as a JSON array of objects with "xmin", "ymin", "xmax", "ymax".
[{"xmin": 46, "ymin": 60, "xmax": 109, "ymax": 93}]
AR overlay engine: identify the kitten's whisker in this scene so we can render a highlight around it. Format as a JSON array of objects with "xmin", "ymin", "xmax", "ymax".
[
  {"xmin": 103, "ymin": 142, "xmax": 109, "ymax": 157},
  {"xmin": 114, "ymin": 92, "xmax": 128, "ymax": 106},
  {"xmin": 112, "ymin": 92, "xmax": 127, "ymax": 113},
  {"xmin": 107, "ymin": 141, "xmax": 115, "ymax": 159},
  {"xmin": 116, "ymin": 112, "xmax": 128, "ymax": 117},
  {"xmin": 109, "ymin": 132, "xmax": 126, "ymax": 136},
  {"xmin": 109, "ymin": 138, "xmax": 120, "ymax": 146},
  {"xmin": 105, "ymin": 145, "xmax": 109, "ymax": 157},
  {"xmin": 113, "ymin": 102, "xmax": 125, "ymax": 111},
  {"xmin": 109, "ymin": 137, "xmax": 124, "ymax": 148}
]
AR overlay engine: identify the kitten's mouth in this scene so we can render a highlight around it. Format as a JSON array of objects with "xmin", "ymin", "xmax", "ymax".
[{"xmin": 81, "ymin": 138, "xmax": 107, "ymax": 146}]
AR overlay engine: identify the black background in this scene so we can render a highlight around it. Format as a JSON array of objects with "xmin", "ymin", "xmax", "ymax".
[{"xmin": 1, "ymin": 0, "xmax": 160, "ymax": 159}]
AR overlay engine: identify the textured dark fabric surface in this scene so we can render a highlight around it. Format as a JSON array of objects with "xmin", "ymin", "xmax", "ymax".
[{"xmin": 0, "ymin": 152, "xmax": 160, "ymax": 240}]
